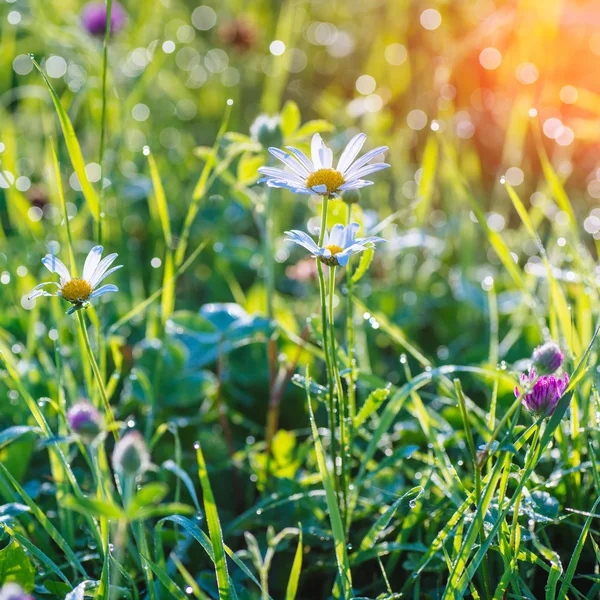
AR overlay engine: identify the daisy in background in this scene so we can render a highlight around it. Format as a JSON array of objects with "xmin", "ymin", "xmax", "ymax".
[
  {"xmin": 286, "ymin": 222, "xmax": 384, "ymax": 267},
  {"xmin": 258, "ymin": 132, "xmax": 389, "ymax": 197},
  {"xmin": 29, "ymin": 245, "xmax": 122, "ymax": 314}
]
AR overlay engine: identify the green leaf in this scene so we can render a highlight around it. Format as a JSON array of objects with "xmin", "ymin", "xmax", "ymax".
[
  {"xmin": 291, "ymin": 119, "xmax": 334, "ymax": 140},
  {"xmin": 305, "ymin": 371, "xmax": 354, "ymax": 598},
  {"xmin": 63, "ymin": 494, "xmax": 123, "ymax": 520},
  {"xmin": 351, "ymin": 248, "xmax": 374, "ymax": 284},
  {"xmin": 0, "ymin": 540, "xmax": 35, "ymax": 591},
  {"xmin": 126, "ymin": 482, "xmax": 169, "ymax": 518},
  {"xmin": 237, "ymin": 152, "xmax": 263, "ymax": 185},
  {"xmin": 31, "ymin": 57, "xmax": 100, "ymax": 221},
  {"xmin": 285, "ymin": 527, "xmax": 303, "ymax": 600},
  {"xmin": 354, "ymin": 387, "xmax": 390, "ymax": 428},
  {"xmin": 280, "ymin": 100, "xmax": 301, "ymax": 137},
  {"xmin": 196, "ymin": 443, "xmax": 233, "ymax": 600},
  {"xmin": 415, "ymin": 134, "xmax": 438, "ymax": 223},
  {"xmin": 146, "ymin": 150, "xmax": 173, "ymax": 246},
  {"xmin": 358, "ymin": 487, "xmax": 423, "ymax": 552}
]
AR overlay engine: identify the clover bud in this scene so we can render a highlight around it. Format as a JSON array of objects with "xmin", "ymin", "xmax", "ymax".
[
  {"xmin": 0, "ymin": 583, "xmax": 34, "ymax": 600},
  {"xmin": 341, "ymin": 189, "xmax": 361, "ymax": 205},
  {"xmin": 250, "ymin": 114, "xmax": 283, "ymax": 148},
  {"xmin": 80, "ymin": 1, "xmax": 127, "ymax": 36},
  {"xmin": 531, "ymin": 341, "xmax": 563, "ymax": 375},
  {"xmin": 67, "ymin": 400, "xmax": 102, "ymax": 444},
  {"xmin": 112, "ymin": 431, "xmax": 150, "ymax": 478}
]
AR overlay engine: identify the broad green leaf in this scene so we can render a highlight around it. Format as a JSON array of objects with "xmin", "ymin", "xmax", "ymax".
[
  {"xmin": 0, "ymin": 540, "xmax": 35, "ymax": 591},
  {"xmin": 280, "ymin": 100, "xmax": 301, "ymax": 137}
]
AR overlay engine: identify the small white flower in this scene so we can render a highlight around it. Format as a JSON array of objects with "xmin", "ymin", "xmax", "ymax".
[
  {"xmin": 258, "ymin": 132, "xmax": 389, "ymax": 197},
  {"xmin": 285, "ymin": 222, "xmax": 384, "ymax": 267},
  {"xmin": 29, "ymin": 245, "xmax": 122, "ymax": 314}
]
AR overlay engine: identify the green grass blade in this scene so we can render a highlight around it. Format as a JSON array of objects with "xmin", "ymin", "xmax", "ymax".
[
  {"xmin": 196, "ymin": 442, "xmax": 233, "ymax": 600},
  {"xmin": 285, "ymin": 526, "xmax": 303, "ymax": 600},
  {"xmin": 31, "ymin": 57, "xmax": 100, "ymax": 221},
  {"xmin": 305, "ymin": 370, "xmax": 354, "ymax": 599}
]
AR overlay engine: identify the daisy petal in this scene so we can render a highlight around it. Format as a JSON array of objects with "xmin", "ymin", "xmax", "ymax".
[
  {"xmin": 265, "ymin": 179, "xmax": 313, "ymax": 194},
  {"xmin": 329, "ymin": 224, "xmax": 345, "ymax": 247},
  {"xmin": 344, "ymin": 163, "xmax": 390, "ymax": 183},
  {"xmin": 267, "ymin": 147, "xmax": 311, "ymax": 178},
  {"xmin": 83, "ymin": 246, "xmax": 104, "ymax": 282},
  {"xmin": 89, "ymin": 253, "xmax": 119, "ymax": 287},
  {"xmin": 89, "ymin": 284, "xmax": 118, "ymax": 299},
  {"xmin": 41, "ymin": 255, "xmax": 71, "ymax": 283},
  {"xmin": 311, "ymin": 134, "xmax": 325, "ymax": 170},
  {"xmin": 342, "ymin": 222, "xmax": 360, "ymax": 247},
  {"xmin": 285, "ymin": 146, "xmax": 315, "ymax": 173},
  {"xmin": 343, "ymin": 146, "xmax": 388, "ymax": 180},
  {"xmin": 29, "ymin": 281, "xmax": 60, "ymax": 299},
  {"xmin": 337, "ymin": 133, "xmax": 367, "ymax": 173},
  {"xmin": 285, "ymin": 230, "xmax": 320, "ymax": 254},
  {"xmin": 311, "ymin": 184, "xmax": 328, "ymax": 194},
  {"xmin": 356, "ymin": 236, "xmax": 386, "ymax": 245},
  {"xmin": 93, "ymin": 265, "xmax": 123, "ymax": 288},
  {"xmin": 257, "ymin": 167, "xmax": 306, "ymax": 186},
  {"xmin": 338, "ymin": 179, "xmax": 374, "ymax": 191}
]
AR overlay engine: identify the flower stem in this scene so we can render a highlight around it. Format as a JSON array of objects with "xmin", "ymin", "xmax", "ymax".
[
  {"xmin": 328, "ymin": 266, "xmax": 348, "ymax": 523},
  {"xmin": 344, "ymin": 203, "xmax": 356, "ymax": 452},
  {"xmin": 315, "ymin": 194, "xmax": 338, "ymax": 493},
  {"xmin": 76, "ymin": 310, "xmax": 119, "ymax": 441}
]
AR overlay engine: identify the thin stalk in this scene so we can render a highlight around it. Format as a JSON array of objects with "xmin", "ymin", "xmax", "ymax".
[
  {"xmin": 344, "ymin": 203, "xmax": 357, "ymax": 426},
  {"xmin": 454, "ymin": 379, "xmax": 491, "ymax": 600},
  {"xmin": 478, "ymin": 377, "xmax": 538, "ymax": 466},
  {"xmin": 328, "ymin": 267, "xmax": 348, "ymax": 523},
  {"xmin": 76, "ymin": 310, "xmax": 119, "ymax": 441},
  {"xmin": 263, "ymin": 184, "xmax": 280, "ymax": 452},
  {"xmin": 97, "ymin": 0, "xmax": 112, "ymax": 244},
  {"xmin": 315, "ymin": 194, "xmax": 338, "ymax": 493}
]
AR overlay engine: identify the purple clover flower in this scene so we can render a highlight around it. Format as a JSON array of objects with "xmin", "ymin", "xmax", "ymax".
[
  {"xmin": 80, "ymin": 1, "xmax": 127, "ymax": 37},
  {"xmin": 67, "ymin": 400, "xmax": 102, "ymax": 444},
  {"xmin": 515, "ymin": 368, "xmax": 569, "ymax": 417}
]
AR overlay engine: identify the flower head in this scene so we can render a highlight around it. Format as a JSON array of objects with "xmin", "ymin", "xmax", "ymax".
[
  {"xmin": 285, "ymin": 222, "xmax": 384, "ymax": 267},
  {"xmin": 515, "ymin": 369, "xmax": 569, "ymax": 417},
  {"xmin": 81, "ymin": 1, "xmax": 127, "ymax": 36},
  {"xmin": 531, "ymin": 341, "xmax": 563, "ymax": 375},
  {"xmin": 258, "ymin": 133, "xmax": 389, "ymax": 197},
  {"xmin": 0, "ymin": 583, "xmax": 34, "ymax": 600},
  {"xmin": 67, "ymin": 400, "xmax": 102, "ymax": 444},
  {"xmin": 250, "ymin": 114, "xmax": 283, "ymax": 148},
  {"xmin": 29, "ymin": 245, "xmax": 122, "ymax": 314},
  {"xmin": 112, "ymin": 431, "xmax": 151, "ymax": 478}
]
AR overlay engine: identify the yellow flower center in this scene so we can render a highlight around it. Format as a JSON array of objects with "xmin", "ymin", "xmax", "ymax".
[
  {"xmin": 61, "ymin": 279, "xmax": 93, "ymax": 303},
  {"xmin": 324, "ymin": 245, "xmax": 344, "ymax": 256},
  {"xmin": 306, "ymin": 168, "xmax": 345, "ymax": 195}
]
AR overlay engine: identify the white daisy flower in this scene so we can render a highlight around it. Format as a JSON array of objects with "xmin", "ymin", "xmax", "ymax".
[
  {"xmin": 285, "ymin": 222, "xmax": 384, "ymax": 267},
  {"xmin": 258, "ymin": 132, "xmax": 389, "ymax": 197},
  {"xmin": 29, "ymin": 245, "xmax": 122, "ymax": 314}
]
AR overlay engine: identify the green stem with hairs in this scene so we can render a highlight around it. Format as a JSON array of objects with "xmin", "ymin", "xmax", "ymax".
[
  {"xmin": 328, "ymin": 266, "xmax": 348, "ymax": 523},
  {"xmin": 76, "ymin": 310, "xmax": 119, "ymax": 441},
  {"xmin": 316, "ymin": 194, "xmax": 338, "ymax": 495}
]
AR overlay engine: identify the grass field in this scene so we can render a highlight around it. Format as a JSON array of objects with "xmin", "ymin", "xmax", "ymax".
[{"xmin": 0, "ymin": 0, "xmax": 599, "ymax": 598}]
